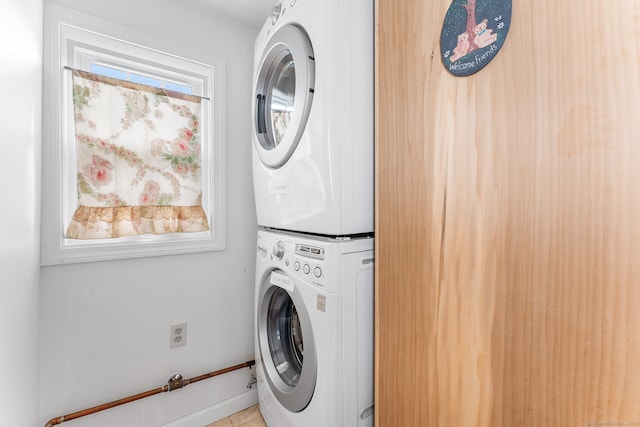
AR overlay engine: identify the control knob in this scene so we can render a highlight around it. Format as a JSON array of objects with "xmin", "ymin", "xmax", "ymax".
[
  {"xmin": 271, "ymin": 3, "xmax": 282, "ymax": 25},
  {"xmin": 272, "ymin": 240, "xmax": 285, "ymax": 260}
]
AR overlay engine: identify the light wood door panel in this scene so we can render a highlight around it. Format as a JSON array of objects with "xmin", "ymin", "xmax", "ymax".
[{"xmin": 375, "ymin": 1, "xmax": 640, "ymax": 426}]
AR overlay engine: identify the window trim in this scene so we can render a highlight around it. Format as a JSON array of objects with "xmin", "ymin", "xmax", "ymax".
[{"xmin": 41, "ymin": 3, "xmax": 226, "ymax": 265}]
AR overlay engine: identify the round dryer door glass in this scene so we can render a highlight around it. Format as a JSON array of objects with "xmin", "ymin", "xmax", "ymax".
[
  {"xmin": 265, "ymin": 51, "xmax": 296, "ymax": 148},
  {"xmin": 253, "ymin": 24, "xmax": 315, "ymax": 168},
  {"xmin": 266, "ymin": 287, "xmax": 304, "ymax": 386}
]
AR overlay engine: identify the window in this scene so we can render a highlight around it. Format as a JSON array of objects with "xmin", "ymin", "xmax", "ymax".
[
  {"xmin": 88, "ymin": 63, "xmax": 194, "ymax": 95},
  {"xmin": 41, "ymin": 4, "xmax": 226, "ymax": 265}
]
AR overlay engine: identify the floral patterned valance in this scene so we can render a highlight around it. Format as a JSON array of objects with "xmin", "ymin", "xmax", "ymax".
[{"xmin": 65, "ymin": 69, "xmax": 209, "ymax": 239}]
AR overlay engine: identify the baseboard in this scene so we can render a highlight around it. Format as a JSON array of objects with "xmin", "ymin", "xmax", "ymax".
[{"xmin": 160, "ymin": 388, "xmax": 258, "ymax": 427}]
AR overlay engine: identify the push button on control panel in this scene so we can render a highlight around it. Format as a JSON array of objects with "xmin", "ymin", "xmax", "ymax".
[
  {"xmin": 303, "ymin": 264, "xmax": 310, "ymax": 274},
  {"xmin": 294, "ymin": 261, "xmax": 300, "ymax": 271},
  {"xmin": 314, "ymin": 267, "xmax": 322, "ymax": 278}
]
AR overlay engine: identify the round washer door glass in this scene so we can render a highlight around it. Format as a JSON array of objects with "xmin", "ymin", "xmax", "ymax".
[
  {"xmin": 267, "ymin": 287, "xmax": 304, "ymax": 386},
  {"xmin": 253, "ymin": 24, "xmax": 315, "ymax": 168},
  {"xmin": 257, "ymin": 271, "xmax": 316, "ymax": 413}
]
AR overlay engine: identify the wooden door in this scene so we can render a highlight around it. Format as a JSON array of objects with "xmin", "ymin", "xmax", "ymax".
[{"xmin": 375, "ymin": 1, "xmax": 640, "ymax": 426}]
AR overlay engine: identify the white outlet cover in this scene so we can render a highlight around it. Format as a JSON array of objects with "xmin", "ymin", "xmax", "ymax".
[{"xmin": 170, "ymin": 322, "xmax": 187, "ymax": 348}]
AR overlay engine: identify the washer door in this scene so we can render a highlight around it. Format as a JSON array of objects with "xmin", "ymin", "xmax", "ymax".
[
  {"xmin": 257, "ymin": 270, "xmax": 317, "ymax": 412},
  {"xmin": 253, "ymin": 24, "xmax": 315, "ymax": 168}
]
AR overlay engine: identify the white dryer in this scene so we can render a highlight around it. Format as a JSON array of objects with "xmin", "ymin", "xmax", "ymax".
[
  {"xmin": 254, "ymin": 229, "xmax": 374, "ymax": 427},
  {"xmin": 251, "ymin": 0, "xmax": 373, "ymax": 236}
]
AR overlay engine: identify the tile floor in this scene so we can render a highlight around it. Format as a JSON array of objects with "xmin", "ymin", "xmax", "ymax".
[{"xmin": 205, "ymin": 404, "xmax": 266, "ymax": 427}]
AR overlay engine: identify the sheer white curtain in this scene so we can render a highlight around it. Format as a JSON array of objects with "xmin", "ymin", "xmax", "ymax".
[{"xmin": 65, "ymin": 69, "xmax": 209, "ymax": 239}]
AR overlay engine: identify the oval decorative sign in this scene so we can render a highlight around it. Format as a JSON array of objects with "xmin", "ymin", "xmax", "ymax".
[{"xmin": 440, "ymin": 0, "xmax": 512, "ymax": 77}]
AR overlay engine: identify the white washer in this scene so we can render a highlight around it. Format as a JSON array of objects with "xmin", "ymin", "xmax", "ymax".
[
  {"xmin": 254, "ymin": 229, "xmax": 374, "ymax": 427},
  {"xmin": 251, "ymin": 0, "xmax": 373, "ymax": 236}
]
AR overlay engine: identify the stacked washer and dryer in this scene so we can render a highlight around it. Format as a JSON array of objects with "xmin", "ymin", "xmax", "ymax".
[{"xmin": 250, "ymin": 0, "xmax": 374, "ymax": 426}]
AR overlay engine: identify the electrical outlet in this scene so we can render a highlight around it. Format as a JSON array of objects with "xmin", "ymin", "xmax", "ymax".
[{"xmin": 170, "ymin": 323, "xmax": 187, "ymax": 348}]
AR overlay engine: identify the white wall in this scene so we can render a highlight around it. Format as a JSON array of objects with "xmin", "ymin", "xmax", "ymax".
[
  {"xmin": 39, "ymin": 1, "xmax": 259, "ymax": 426},
  {"xmin": 0, "ymin": 0, "xmax": 42, "ymax": 426}
]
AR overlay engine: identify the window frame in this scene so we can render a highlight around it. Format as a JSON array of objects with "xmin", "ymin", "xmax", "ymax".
[{"xmin": 41, "ymin": 4, "xmax": 226, "ymax": 265}]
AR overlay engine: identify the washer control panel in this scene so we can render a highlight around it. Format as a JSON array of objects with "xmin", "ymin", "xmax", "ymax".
[
  {"xmin": 295, "ymin": 243, "xmax": 324, "ymax": 259},
  {"xmin": 287, "ymin": 243, "xmax": 323, "ymax": 282},
  {"xmin": 266, "ymin": 240, "xmax": 326, "ymax": 286},
  {"xmin": 295, "ymin": 243, "xmax": 324, "ymax": 279},
  {"xmin": 259, "ymin": 232, "xmax": 330, "ymax": 289}
]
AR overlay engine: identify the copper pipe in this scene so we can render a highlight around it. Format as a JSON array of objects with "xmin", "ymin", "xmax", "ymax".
[
  {"xmin": 185, "ymin": 361, "xmax": 255, "ymax": 386},
  {"xmin": 45, "ymin": 360, "xmax": 256, "ymax": 427},
  {"xmin": 45, "ymin": 387, "xmax": 167, "ymax": 427}
]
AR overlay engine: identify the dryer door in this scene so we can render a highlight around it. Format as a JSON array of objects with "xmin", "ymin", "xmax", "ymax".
[
  {"xmin": 252, "ymin": 24, "xmax": 315, "ymax": 168},
  {"xmin": 257, "ymin": 269, "xmax": 317, "ymax": 412}
]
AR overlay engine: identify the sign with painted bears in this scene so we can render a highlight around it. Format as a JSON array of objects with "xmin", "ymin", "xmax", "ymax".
[{"xmin": 440, "ymin": 0, "xmax": 512, "ymax": 77}]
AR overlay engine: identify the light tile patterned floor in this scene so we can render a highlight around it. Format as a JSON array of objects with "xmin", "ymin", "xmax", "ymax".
[{"xmin": 205, "ymin": 404, "xmax": 266, "ymax": 427}]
